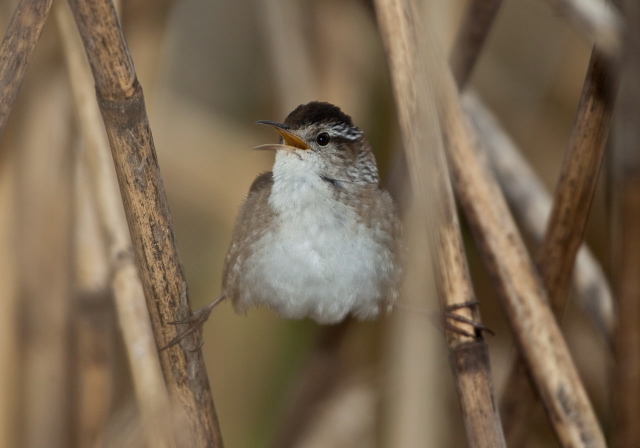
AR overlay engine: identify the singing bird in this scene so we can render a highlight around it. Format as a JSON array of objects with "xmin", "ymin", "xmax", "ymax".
[{"xmin": 164, "ymin": 102, "xmax": 402, "ymax": 348}]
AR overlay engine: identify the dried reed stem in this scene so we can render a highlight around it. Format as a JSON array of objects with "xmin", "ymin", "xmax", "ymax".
[
  {"xmin": 0, "ymin": 145, "xmax": 17, "ymax": 448},
  {"xmin": 537, "ymin": 50, "xmax": 616, "ymax": 324},
  {"xmin": 444, "ymin": 80, "xmax": 606, "ymax": 448},
  {"xmin": 0, "ymin": 0, "xmax": 53, "ymax": 139},
  {"xmin": 17, "ymin": 72, "xmax": 74, "ymax": 448},
  {"xmin": 444, "ymin": 103, "xmax": 605, "ymax": 448},
  {"xmin": 407, "ymin": 4, "xmax": 608, "ymax": 446},
  {"xmin": 493, "ymin": 46, "xmax": 616, "ymax": 446},
  {"xmin": 449, "ymin": 0, "xmax": 503, "ymax": 88},
  {"xmin": 375, "ymin": 1, "xmax": 505, "ymax": 446},
  {"xmin": 443, "ymin": 77, "xmax": 608, "ymax": 447},
  {"xmin": 66, "ymin": 0, "xmax": 223, "ymax": 445},
  {"xmin": 55, "ymin": 3, "xmax": 176, "ymax": 447},
  {"xmin": 610, "ymin": 2, "xmax": 640, "ymax": 445},
  {"xmin": 72, "ymin": 155, "xmax": 116, "ymax": 447},
  {"xmin": 465, "ymin": 94, "xmax": 615, "ymax": 341}
]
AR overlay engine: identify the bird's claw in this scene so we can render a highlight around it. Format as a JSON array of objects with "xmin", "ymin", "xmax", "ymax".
[
  {"xmin": 444, "ymin": 300, "xmax": 494, "ymax": 339},
  {"xmin": 159, "ymin": 295, "xmax": 225, "ymax": 351},
  {"xmin": 167, "ymin": 304, "xmax": 215, "ymax": 326}
]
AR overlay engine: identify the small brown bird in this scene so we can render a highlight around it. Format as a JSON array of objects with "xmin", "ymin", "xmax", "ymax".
[{"xmin": 165, "ymin": 102, "xmax": 402, "ymax": 348}]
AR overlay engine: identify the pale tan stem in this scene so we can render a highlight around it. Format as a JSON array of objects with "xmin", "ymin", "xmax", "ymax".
[
  {"xmin": 492, "ymin": 44, "xmax": 616, "ymax": 447},
  {"xmin": 0, "ymin": 0, "xmax": 53, "ymax": 139},
  {"xmin": 17, "ymin": 72, "xmax": 74, "ymax": 448},
  {"xmin": 449, "ymin": 0, "xmax": 503, "ymax": 88},
  {"xmin": 442, "ymin": 68, "xmax": 607, "ymax": 448},
  {"xmin": 375, "ymin": 0, "xmax": 607, "ymax": 445},
  {"xmin": 375, "ymin": 1, "xmax": 505, "ymax": 446},
  {"xmin": 465, "ymin": 94, "xmax": 615, "ymax": 341},
  {"xmin": 55, "ymin": 3, "xmax": 175, "ymax": 447},
  {"xmin": 66, "ymin": 0, "xmax": 224, "ymax": 445},
  {"xmin": 610, "ymin": 1, "xmax": 640, "ymax": 445}
]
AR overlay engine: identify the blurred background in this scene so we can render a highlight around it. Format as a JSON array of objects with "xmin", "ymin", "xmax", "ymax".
[{"xmin": 0, "ymin": 0, "xmax": 614, "ymax": 446}]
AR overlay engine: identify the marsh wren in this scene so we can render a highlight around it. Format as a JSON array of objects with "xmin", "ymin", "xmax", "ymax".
[{"xmin": 164, "ymin": 102, "xmax": 402, "ymax": 348}]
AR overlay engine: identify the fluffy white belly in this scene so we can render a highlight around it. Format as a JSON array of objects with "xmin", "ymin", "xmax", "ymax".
[{"xmin": 235, "ymin": 206, "xmax": 390, "ymax": 323}]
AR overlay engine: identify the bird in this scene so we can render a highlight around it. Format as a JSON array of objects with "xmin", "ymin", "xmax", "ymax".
[{"xmin": 163, "ymin": 101, "xmax": 402, "ymax": 349}]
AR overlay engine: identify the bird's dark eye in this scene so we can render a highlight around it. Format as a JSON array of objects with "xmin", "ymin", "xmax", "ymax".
[{"xmin": 316, "ymin": 132, "xmax": 330, "ymax": 146}]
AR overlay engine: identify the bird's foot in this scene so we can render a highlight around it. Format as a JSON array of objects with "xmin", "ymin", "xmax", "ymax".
[
  {"xmin": 159, "ymin": 295, "xmax": 226, "ymax": 351},
  {"xmin": 444, "ymin": 300, "xmax": 494, "ymax": 339}
]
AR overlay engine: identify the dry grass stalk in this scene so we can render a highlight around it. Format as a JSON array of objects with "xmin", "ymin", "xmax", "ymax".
[
  {"xmin": 381, "ymin": 207, "xmax": 445, "ymax": 446},
  {"xmin": 414, "ymin": 5, "xmax": 608, "ymax": 447},
  {"xmin": 443, "ymin": 103, "xmax": 606, "ymax": 448},
  {"xmin": 374, "ymin": 1, "xmax": 505, "ymax": 446},
  {"xmin": 442, "ymin": 72, "xmax": 607, "ymax": 447},
  {"xmin": 610, "ymin": 2, "xmax": 640, "ymax": 445},
  {"xmin": 536, "ymin": 49, "xmax": 616, "ymax": 326},
  {"xmin": 449, "ymin": 0, "xmax": 503, "ymax": 88},
  {"xmin": 443, "ymin": 81, "xmax": 606, "ymax": 447},
  {"xmin": 466, "ymin": 91, "xmax": 615, "ymax": 446},
  {"xmin": 73, "ymin": 153, "xmax": 117, "ymax": 447},
  {"xmin": 493, "ymin": 46, "xmax": 616, "ymax": 446},
  {"xmin": 465, "ymin": 94, "xmax": 615, "ymax": 341},
  {"xmin": 0, "ymin": 0, "xmax": 53, "ymax": 138},
  {"xmin": 17, "ymin": 72, "xmax": 74, "ymax": 448},
  {"xmin": 0, "ymin": 129, "xmax": 18, "ymax": 448},
  {"xmin": 55, "ymin": 3, "xmax": 176, "ymax": 447},
  {"xmin": 66, "ymin": 0, "xmax": 223, "ymax": 445}
]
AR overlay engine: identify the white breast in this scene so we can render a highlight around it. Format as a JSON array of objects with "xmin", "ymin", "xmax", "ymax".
[{"xmin": 233, "ymin": 152, "xmax": 393, "ymax": 323}]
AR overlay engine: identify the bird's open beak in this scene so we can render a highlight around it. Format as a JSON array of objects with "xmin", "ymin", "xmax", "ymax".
[{"xmin": 253, "ymin": 120, "xmax": 310, "ymax": 151}]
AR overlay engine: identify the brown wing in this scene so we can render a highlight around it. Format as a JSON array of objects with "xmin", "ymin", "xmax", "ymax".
[
  {"xmin": 376, "ymin": 189, "xmax": 404, "ymax": 308},
  {"xmin": 222, "ymin": 172, "xmax": 276, "ymax": 300},
  {"xmin": 353, "ymin": 185, "xmax": 403, "ymax": 308}
]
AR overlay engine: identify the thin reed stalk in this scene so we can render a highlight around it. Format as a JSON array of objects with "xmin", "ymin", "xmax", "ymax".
[
  {"xmin": 465, "ymin": 94, "xmax": 615, "ymax": 341},
  {"xmin": 55, "ymin": 2, "xmax": 176, "ymax": 447},
  {"xmin": 0, "ymin": 0, "xmax": 53, "ymax": 139},
  {"xmin": 17, "ymin": 71, "xmax": 74, "ymax": 448},
  {"xmin": 442, "ymin": 69, "xmax": 606, "ymax": 448},
  {"xmin": 66, "ymin": 0, "xmax": 223, "ymax": 445},
  {"xmin": 72, "ymin": 153, "xmax": 116, "ymax": 447},
  {"xmin": 610, "ymin": 2, "xmax": 640, "ymax": 446},
  {"xmin": 449, "ymin": 0, "xmax": 503, "ymax": 88},
  {"xmin": 0, "ymin": 143, "xmax": 17, "ymax": 448},
  {"xmin": 396, "ymin": 1, "xmax": 607, "ymax": 445},
  {"xmin": 496, "ymin": 45, "xmax": 616, "ymax": 447},
  {"xmin": 375, "ymin": 1, "xmax": 505, "ymax": 446}
]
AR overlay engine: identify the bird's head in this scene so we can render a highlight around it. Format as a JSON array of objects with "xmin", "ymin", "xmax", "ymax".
[{"xmin": 254, "ymin": 101, "xmax": 379, "ymax": 186}]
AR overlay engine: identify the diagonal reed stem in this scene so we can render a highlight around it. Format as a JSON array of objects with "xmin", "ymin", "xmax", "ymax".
[
  {"xmin": 449, "ymin": 1, "xmax": 615, "ymax": 444},
  {"xmin": 0, "ymin": 0, "xmax": 53, "ymax": 140},
  {"xmin": 54, "ymin": 2, "xmax": 176, "ymax": 447},
  {"xmin": 496, "ymin": 46, "xmax": 617, "ymax": 447},
  {"xmin": 449, "ymin": 0, "xmax": 503, "ymax": 88},
  {"xmin": 443, "ymin": 77, "xmax": 606, "ymax": 448},
  {"xmin": 408, "ymin": 1, "xmax": 607, "ymax": 445},
  {"xmin": 375, "ymin": 1, "xmax": 505, "ymax": 446},
  {"xmin": 610, "ymin": 2, "xmax": 640, "ymax": 445},
  {"xmin": 66, "ymin": 0, "xmax": 224, "ymax": 445},
  {"xmin": 465, "ymin": 94, "xmax": 615, "ymax": 341}
]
